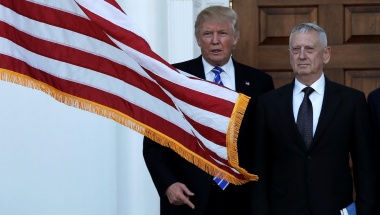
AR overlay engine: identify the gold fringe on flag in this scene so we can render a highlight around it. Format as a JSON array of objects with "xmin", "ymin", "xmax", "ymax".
[
  {"xmin": 140, "ymin": 93, "xmax": 258, "ymax": 185},
  {"xmin": 0, "ymin": 68, "xmax": 256, "ymax": 185},
  {"xmin": 0, "ymin": 68, "xmax": 151, "ymax": 138},
  {"xmin": 227, "ymin": 93, "xmax": 259, "ymax": 182}
]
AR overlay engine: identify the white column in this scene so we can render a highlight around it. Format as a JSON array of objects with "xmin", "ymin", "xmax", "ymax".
[
  {"xmin": 203, "ymin": 0, "xmax": 229, "ymax": 7},
  {"xmin": 167, "ymin": 0, "xmax": 195, "ymax": 64}
]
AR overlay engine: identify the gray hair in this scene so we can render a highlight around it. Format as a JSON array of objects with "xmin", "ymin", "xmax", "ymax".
[
  {"xmin": 194, "ymin": 6, "xmax": 239, "ymax": 38},
  {"xmin": 289, "ymin": 23, "xmax": 328, "ymax": 48}
]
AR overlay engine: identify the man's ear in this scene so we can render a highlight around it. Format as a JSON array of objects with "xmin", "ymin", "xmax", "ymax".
[
  {"xmin": 323, "ymin": 46, "xmax": 331, "ymax": 64},
  {"xmin": 195, "ymin": 34, "xmax": 201, "ymax": 47}
]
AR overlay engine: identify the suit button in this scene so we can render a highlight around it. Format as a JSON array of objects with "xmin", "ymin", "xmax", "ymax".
[{"xmin": 307, "ymin": 155, "xmax": 311, "ymax": 159}]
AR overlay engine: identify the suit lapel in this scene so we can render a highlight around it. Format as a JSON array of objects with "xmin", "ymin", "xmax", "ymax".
[
  {"xmin": 234, "ymin": 61, "xmax": 251, "ymax": 93},
  {"xmin": 310, "ymin": 78, "xmax": 341, "ymax": 149},
  {"xmin": 190, "ymin": 56, "xmax": 206, "ymax": 79}
]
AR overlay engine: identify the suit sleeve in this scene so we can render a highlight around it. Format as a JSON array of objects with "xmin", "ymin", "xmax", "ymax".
[
  {"xmin": 237, "ymin": 71, "xmax": 273, "ymax": 215},
  {"xmin": 237, "ymin": 69, "xmax": 274, "ymax": 164},
  {"xmin": 263, "ymin": 75, "xmax": 275, "ymax": 94},
  {"xmin": 351, "ymin": 92, "xmax": 376, "ymax": 214},
  {"xmin": 247, "ymin": 96, "xmax": 271, "ymax": 215},
  {"xmin": 367, "ymin": 90, "xmax": 380, "ymax": 212},
  {"xmin": 143, "ymin": 137, "xmax": 178, "ymax": 197}
]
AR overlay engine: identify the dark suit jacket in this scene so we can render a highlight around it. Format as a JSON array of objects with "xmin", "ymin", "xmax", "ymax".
[
  {"xmin": 251, "ymin": 78, "xmax": 376, "ymax": 215},
  {"xmin": 143, "ymin": 56, "xmax": 274, "ymax": 215},
  {"xmin": 368, "ymin": 87, "xmax": 380, "ymax": 214}
]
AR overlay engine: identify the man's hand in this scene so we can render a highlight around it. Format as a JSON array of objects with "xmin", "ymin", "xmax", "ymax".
[{"xmin": 165, "ymin": 182, "xmax": 195, "ymax": 209}]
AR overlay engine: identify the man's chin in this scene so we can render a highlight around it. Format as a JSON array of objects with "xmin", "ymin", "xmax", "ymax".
[
  {"xmin": 295, "ymin": 70, "xmax": 311, "ymax": 76},
  {"xmin": 209, "ymin": 57, "xmax": 227, "ymax": 65}
]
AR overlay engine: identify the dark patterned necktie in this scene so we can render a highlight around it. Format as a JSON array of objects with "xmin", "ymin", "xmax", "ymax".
[
  {"xmin": 297, "ymin": 87, "xmax": 314, "ymax": 150},
  {"xmin": 211, "ymin": 67, "xmax": 224, "ymax": 85}
]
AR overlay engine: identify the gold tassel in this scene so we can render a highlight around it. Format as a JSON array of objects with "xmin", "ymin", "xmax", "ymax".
[
  {"xmin": 226, "ymin": 93, "xmax": 259, "ymax": 183},
  {"xmin": 0, "ymin": 68, "xmax": 256, "ymax": 185}
]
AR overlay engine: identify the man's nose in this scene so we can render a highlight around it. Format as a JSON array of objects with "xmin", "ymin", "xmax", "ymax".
[
  {"xmin": 299, "ymin": 48, "xmax": 306, "ymax": 59},
  {"xmin": 211, "ymin": 33, "xmax": 219, "ymax": 43}
]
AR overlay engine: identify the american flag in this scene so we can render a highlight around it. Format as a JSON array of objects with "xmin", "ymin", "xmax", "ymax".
[{"xmin": 0, "ymin": 0, "xmax": 258, "ymax": 184}]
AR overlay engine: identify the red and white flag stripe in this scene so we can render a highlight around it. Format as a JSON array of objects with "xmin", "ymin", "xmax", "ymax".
[{"xmin": 0, "ymin": 0, "xmax": 258, "ymax": 184}]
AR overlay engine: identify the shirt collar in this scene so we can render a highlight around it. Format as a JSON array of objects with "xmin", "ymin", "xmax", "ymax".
[
  {"xmin": 294, "ymin": 73, "xmax": 325, "ymax": 96},
  {"xmin": 202, "ymin": 56, "xmax": 234, "ymax": 77}
]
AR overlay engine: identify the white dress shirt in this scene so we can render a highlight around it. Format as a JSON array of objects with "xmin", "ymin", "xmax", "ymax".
[
  {"xmin": 202, "ymin": 57, "xmax": 236, "ymax": 90},
  {"xmin": 293, "ymin": 74, "xmax": 325, "ymax": 135}
]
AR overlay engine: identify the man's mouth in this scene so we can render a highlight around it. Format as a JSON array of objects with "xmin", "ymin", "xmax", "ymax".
[{"xmin": 211, "ymin": 49, "xmax": 222, "ymax": 54}]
